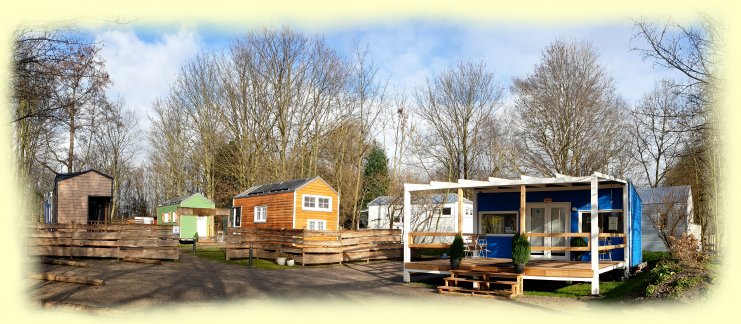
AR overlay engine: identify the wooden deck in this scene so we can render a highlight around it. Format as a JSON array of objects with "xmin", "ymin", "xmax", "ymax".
[{"xmin": 405, "ymin": 258, "xmax": 622, "ymax": 279}]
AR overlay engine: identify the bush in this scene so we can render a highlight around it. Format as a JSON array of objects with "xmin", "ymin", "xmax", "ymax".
[
  {"xmin": 512, "ymin": 234, "xmax": 531, "ymax": 264},
  {"xmin": 449, "ymin": 234, "xmax": 465, "ymax": 260},
  {"xmin": 668, "ymin": 234, "xmax": 703, "ymax": 269}
]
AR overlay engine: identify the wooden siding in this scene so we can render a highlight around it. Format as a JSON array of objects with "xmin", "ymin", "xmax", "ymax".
[
  {"xmin": 56, "ymin": 172, "xmax": 112, "ymax": 224},
  {"xmin": 295, "ymin": 178, "xmax": 339, "ymax": 231},
  {"xmin": 233, "ymin": 192, "xmax": 294, "ymax": 229},
  {"xmin": 156, "ymin": 194, "xmax": 216, "ymax": 238}
]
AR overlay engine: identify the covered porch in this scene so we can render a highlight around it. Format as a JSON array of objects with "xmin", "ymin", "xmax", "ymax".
[{"xmin": 402, "ymin": 172, "xmax": 642, "ymax": 295}]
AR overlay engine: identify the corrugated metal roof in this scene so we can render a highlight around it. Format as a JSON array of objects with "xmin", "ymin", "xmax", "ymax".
[
  {"xmin": 368, "ymin": 193, "xmax": 472, "ymax": 206},
  {"xmin": 637, "ymin": 186, "xmax": 691, "ymax": 205},
  {"xmin": 234, "ymin": 177, "xmax": 315, "ymax": 198}
]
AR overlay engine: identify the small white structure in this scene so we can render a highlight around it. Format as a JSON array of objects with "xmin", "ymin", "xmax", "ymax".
[
  {"xmin": 366, "ymin": 194, "xmax": 473, "ymax": 234},
  {"xmin": 638, "ymin": 186, "xmax": 700, "ymax": 252}
]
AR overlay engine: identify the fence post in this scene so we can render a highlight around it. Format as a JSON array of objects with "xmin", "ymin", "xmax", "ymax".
[{"xmin": 248, "ymin": 242, "xmax": 253, "ymax": 267}]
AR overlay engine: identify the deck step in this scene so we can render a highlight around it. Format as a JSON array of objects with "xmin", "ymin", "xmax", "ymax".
[{"xmin": 437, "ymin": 286, "xmax": 515, "ymax": 299}]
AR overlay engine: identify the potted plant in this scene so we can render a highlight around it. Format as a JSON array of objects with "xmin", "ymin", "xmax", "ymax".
[
  {"xmin": 570, "ymin": 237, "xmax": 588, "ymax": 261},
  {"xmin": 511, "ymin": 234, "xmax": 530, "ymax": 274},
  {"xmin": 286, "ymin": 257, "xmax": 295, "ymax": 267},
  {"xmin": 448, "ymin": 234, "xmax": 465, "ymax": 270},
  {"xmin": 275, "ymin": 249, "xmax": 287, "ymax": 266}
]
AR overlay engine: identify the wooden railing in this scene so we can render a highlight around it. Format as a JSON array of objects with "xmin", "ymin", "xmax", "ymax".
[
  {"xmin": 408, "ymin": 232, "xmax": 626, "ymax": 252},
  {"xmin": 225, "ymin": 228, "xmax": 402, "ymax": 265},
  {"xmin": 26, "ymin": 223, "xmax": 180, "ymax": 260}
]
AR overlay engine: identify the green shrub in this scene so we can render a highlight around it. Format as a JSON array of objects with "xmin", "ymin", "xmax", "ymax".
[
  {"xmin": 512, "ymin": 234, "xmax": 531, "ymax": 264},
  {"xmin": 449, "ymin": 234, "xmax": 465, "ymax": 260}
]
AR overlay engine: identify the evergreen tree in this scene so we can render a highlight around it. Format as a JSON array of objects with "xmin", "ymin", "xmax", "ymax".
[{"xmin": 361, "ymin": 144, "xmax": 390, "ymax": 214}]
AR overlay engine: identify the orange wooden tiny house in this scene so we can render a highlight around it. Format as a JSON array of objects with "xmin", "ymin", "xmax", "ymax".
[{"xmin": 231, "ymin": 176, "xmax": 340, "ymax": 231}]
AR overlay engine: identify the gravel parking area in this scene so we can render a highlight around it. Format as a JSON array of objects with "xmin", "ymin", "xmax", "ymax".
[{"xmin": 27, "ymin": 254, "xmax": 594, "ymax": 312}]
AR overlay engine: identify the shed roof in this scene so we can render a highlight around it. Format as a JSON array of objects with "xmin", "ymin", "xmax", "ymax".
[
  {"xmin": 158, "ymin": 193, "xmax": 210, "ymax": 207},
  {"xmin": 235, "ymin": 177, "xmax": 318, "ymax": 198},
  {"xmin": 637, "ymin": 186, "xmax": 691, "ymax": 205},
  {"xmin": 368, "ymin": 193, "xmax": 473, "ymax": 206},
  {"xmin": 54, "ymin": 169, "xmax": 112, "ymax": 184}
]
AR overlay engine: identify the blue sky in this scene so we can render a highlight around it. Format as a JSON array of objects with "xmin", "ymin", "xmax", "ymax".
[{"xmin": 93, "ymin": 20, "xmax": 684, "ymax": 130}]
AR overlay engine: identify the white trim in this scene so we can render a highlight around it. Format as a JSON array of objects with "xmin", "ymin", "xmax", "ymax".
[
  {"xmin": 405, "ymin": 174, "xmax": 627, "ymax": 192},
  {"xmin": 292, "ymin": 176, "xmax": 340, "ymax": 196},
  {"xmin": 254, "ymin": 205, "xmax": 267, "ymax": 223},
  {"xmin": 302, "ymin": 194, "xmax": 332, "ymax": 212},
  {"xmin": 403, "ymin": 188, "xmax": 411, "ymax": 265},
  {"xmin": 479, "ymin": 184, "xmax": 623, "ymax": 193}
]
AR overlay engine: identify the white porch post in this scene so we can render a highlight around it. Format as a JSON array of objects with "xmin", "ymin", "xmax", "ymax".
[
  {"xmin": 403, "ymin": 186, "xmax": 412, "ymax": 282},
  {"xmin": 590, "ymin": 176, "xmax": 600, "ymax": 295},
  {"xmin": 622, "ymin": 182, "xmax": 631, "ymax": 278},
  {"xmin": 457, "ymin": 188, "xmax": 464, "ymax": 234}
]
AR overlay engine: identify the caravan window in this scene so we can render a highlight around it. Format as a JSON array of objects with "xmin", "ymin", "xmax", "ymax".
[
  {"xmin": 481, "ymin": 212, "xmax": 517, "ymax": 235},
  {"xmin": 580, "ymin": 211, "xmax": 623, "ymax": 233}
]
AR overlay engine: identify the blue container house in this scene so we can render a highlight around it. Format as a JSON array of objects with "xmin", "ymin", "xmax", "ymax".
[{"xmin": 402, "ymin": 172, "xmax": 642, "ymax": 295}]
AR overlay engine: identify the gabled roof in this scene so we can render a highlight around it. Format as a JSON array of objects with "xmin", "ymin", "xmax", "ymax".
[
  {"xmin": 235, "ymin": 177, "xmax": 325, "ymax": 198},
  {"xmin": 637, "ymin": 186, "xmax": 691, "ymax": 205},
  {"xmin": 54, "ymin": 169, "xmax": 113, "ymax": 184},
  {"xmin": 158, "ymin": 193, "xmax": 208, "ymax": 207},
  {"xmin": 368, "ymin": 193, "xmax": 473, "ymax": 206}
]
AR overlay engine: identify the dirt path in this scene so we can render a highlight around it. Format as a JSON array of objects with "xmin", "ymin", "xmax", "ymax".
[{"xmin": 28, "ymin": 254, "xmax": 594, "ymax": 312}]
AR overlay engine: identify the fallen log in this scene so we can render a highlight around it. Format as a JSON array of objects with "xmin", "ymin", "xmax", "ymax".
[
  {"xmin": 29, "ymin": 272, "xmax": 105, "ymax": 286},
  {"xmin": 122, "ymin": 257, "xmax": 162, "ymax": 265},
  {"xmin": 41, "ymin": 257, "xmax": 89, "ymax": 268}
]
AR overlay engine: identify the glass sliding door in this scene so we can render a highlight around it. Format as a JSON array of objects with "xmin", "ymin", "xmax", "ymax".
[{"xmin": 527, "ymin": 203, "xmax": 570, "ymax": 259}]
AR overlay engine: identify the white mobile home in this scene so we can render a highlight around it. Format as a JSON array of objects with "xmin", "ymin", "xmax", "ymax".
[{"xmin": 366, "ymin": 193, "xmax": 473, "ymax": 233}]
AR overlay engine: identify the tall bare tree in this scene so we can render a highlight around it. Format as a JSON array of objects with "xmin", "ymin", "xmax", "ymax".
[
  {"xmin": 629, "ymin": 80, "xmax": 688, "ymax": 187},
  {"xmin": 413, "ymin": 60, "xmax": 503, "ymax": 181},
  {"xmin": 633, "ymin": 17, "xmax": 722, "ymax": 252},
  {"xmin": 512, "ymin": 40, "xmax": 628, "ymax": 177}
]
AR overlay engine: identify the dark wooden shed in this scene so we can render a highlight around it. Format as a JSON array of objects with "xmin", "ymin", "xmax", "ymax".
[{"xmin": 53, "ymin": 169, "xmax": 113, "ymax": 225}]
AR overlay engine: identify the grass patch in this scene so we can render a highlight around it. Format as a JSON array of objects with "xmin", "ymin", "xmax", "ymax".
[
  {"xmin": 523, "ymin": 273, "xmax": 650, "ymax": 300},
  {"xmin": 181, "ymin": 246, "xmax": 308, "ymax": 270}
]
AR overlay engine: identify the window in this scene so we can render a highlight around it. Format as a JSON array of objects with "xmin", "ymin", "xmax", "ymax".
[
  {"xmin": 172, "ymin": 212, "xmax": 178, "ymax": 223},
  {"xmin": 466, "ymin": 207, "xmax": 473, "ymax": 217},
  {"xmin": 254, "ymin": 206, "xmax": 266, "ymax": 223},
  {"xmin": 232, "ymin": 207, "xmax": 242, "ymax": 227},
  {"xmin": 581, "ymin": 211, "xmax": 623, "ymax": 233},
  {"xmin": 442, "ymin": 207, "xmax": 451, "ymax": 217},
  {"xmin": 163, "ymin": 212, "xmax": 170, "ymax": 223},
  {"xmin": 307, "ymin": 219, "xmax": 327, "ymax": 231},
  {"xmin": 302, "ymin": 195, "xmax": 332, "ymax": 212},
  {"xmin": 481, "ymin": 212, "xmax": 517, "ymax": 234}
]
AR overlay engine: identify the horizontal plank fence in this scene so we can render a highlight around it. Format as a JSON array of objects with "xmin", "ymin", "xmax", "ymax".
[
  {"xmin": 225, "ymin": 228, "xmax": 402, "ymax": 265},
  {"xmin": 27, "ymin": 223, "xmax": 180, "ymax": 261}
]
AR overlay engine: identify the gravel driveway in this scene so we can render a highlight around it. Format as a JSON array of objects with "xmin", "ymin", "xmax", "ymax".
[{"xmin": 27, "ymin": 254, "xmax": 595, "ymax": 313}]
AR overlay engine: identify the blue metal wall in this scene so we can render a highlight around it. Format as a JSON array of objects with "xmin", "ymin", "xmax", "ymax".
[{"xmin": 478, "ymin": 187, "xmax": 625, "ymax": 259}]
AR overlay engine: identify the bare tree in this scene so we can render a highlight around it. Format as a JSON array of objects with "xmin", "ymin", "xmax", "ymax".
[
  {"xmin": 633, "ymin": 17, "xmax": 722, "ymax": 252},
  {"xmin": 90, "ymin": 99, "xmax": 140, "ymax": 219},
  {"xmin": 512, "ymin": 40, "xmax": 628, "ymax": 177},
  {"xmin": 644, "ymin": 188, "xmax": 691, "ymax": 251},
  {"xmin": 413, "ymin": 60, "xmax": 503, "ymax": 181},
  {"xmin": 629, "ymin": 80, "xmax": 688, "ymax": 187}
]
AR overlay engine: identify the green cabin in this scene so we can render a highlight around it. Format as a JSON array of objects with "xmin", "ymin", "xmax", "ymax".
[{"xmin": 156, "ymin": 193, "xmax": 216, "ymax": 241}]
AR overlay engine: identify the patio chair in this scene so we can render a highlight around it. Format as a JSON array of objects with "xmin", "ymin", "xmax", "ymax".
[
  {"xmin": 598, "ymin": 237, "xmax": 612, "ymax": 261},
  {"xmin": 476, "ymin": 236, "xmax": 490, "ymax": 258},
  {"xmin": 464, "ymin": 236, "xmax": 476, "ymax": 258}
]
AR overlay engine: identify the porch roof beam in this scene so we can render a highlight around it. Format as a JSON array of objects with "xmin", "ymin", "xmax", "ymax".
[{"xmin": 405, "ymin": 172, "xmax": 625, "ymax": 193}]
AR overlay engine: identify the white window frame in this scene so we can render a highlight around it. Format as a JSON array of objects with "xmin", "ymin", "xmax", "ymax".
[
  {"xmin": 479, "ymin": 211, "xmax": 519, "ymax": 236},
  {"xmin": 254, "ymin": 206, "xmax": 267, "ymax": 223},
  {"xmin": 307, "ymin": 219, "xmax": 327, "ymax": 231},
  {"xmin": 302, "ymin": 194, "xmax": 332, "ymax": 212},
  {"xmin": 232, "ymin": 206, "xmax": 242, "ymax": 227},
  {"xmin": 163, "ymin": 212, "xmax": 170, "ymax": 223},
  {"xmin": 172, "ymin": 212, "xmax": 178, "ymax": 223}
]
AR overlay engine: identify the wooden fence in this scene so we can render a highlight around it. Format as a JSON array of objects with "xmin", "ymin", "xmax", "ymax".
[
  {"xmin": 26, "ymin": 223, "xmax": 180, "ymax": 260},
  {"xmin": 225, "ymin": 228, "xmax": 402, "ymax": 265}
]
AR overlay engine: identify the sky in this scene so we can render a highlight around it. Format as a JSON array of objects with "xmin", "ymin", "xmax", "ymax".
[{"xmin": 93, "ymin": 20, "xmax": 683, "ymax": 135}]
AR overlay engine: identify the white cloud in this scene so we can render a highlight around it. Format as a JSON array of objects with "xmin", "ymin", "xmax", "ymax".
[{"xmin": 96, "ymin": 28, "xmax": 201, "ymax": 129}]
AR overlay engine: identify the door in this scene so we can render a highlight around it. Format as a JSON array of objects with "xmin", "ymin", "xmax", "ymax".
[
  {"xmin": 197, "ymin": 216, "xmax": 208, "ymax": 238},
  {"xmin": 527, "ymin": 203, "xmax": 570, "ymax": 259}
]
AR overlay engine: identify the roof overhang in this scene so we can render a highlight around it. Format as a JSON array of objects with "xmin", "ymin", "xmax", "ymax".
[{"xmin": 404, "ymin": 172, "xmax": 626, "ymax": 192}]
